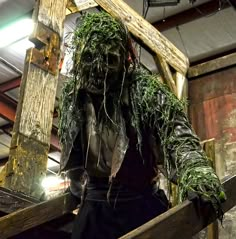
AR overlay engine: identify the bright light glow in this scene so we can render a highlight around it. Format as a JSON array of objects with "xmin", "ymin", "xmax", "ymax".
[
  {"xmin": 0, "ymin": 18, "xmax": 34, "ymax": 48},
  {"xmin": 42, "ymin": 176, "xmax": 64, "ymax": 190}
]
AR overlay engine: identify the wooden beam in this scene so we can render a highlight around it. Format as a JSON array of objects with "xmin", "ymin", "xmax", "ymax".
[
  {"xmin": 153, "ymin": 1, "xmax": 230, "ymax": 32},
  {"xmin": 67, "ymin": 0, "xmax": 98, "ymax": 13},
  {"xmin": 0, "ymin": 96, "xmax": 16, "ymax": 123},
  {"xmin": 188, "ymin": 52, "xmax": 236, "ymax": 78},
  {"xmin": 4, "ymin": 0, "xmax": 67, "ymax": 199},
  {"xmin": 154, "ymin": 56, "xmax": 177, "ymax": 94},
  {"xmin": 0, "ymin": 175, "xmax": 235, "ymax": 239},
  {"xmin": 202, "ymin": 140, "xmax": 219, "ymax": 239},
  {"xmin": 0, "ymin": 187, "xmax": 37, "ymax": 214},
  {"xmin": 175, "ymin": 71, "xmax": 187, "ymax": 100},
  {"xmin": 0, "ymin": 77, "xmax": 21, "ymax": 92},
  {"xmin": 94, "ymin": 0, "xmax": 189, "ymax": 75},
  {"xmin": 119, "ymin": 175, "xmax": 236, "ymax": 239},
  {"xmin": 0, "ymin": 193, "xmax": 77, "ymax": 239}
]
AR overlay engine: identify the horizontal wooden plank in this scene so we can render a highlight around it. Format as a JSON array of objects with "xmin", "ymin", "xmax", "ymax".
[
  {"xmin": 188, "ymin": 52, "xmax": 236, "ymax": 78},
  {"xmin": 94, "ymin": 0, "xmax": 189, "ymax": 75},
  {"xmin": 0, "ymin": 187, "xmax": 38, "ymax": 214},
  {"xmin": 0, "ymin": 192, "xmax": 77, "ymax": 239},
  {"xmin": 119, "ymin": 175, "xmax": 236, "ymax": 239},
  {"xmin": 1, "ymin": 175, "xmax": 235, "ymax": 239}
]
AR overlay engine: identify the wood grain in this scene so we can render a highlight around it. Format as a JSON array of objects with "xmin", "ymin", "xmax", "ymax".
[
  {"xmin": 188, "ymin": 53, "xmax": 236, "ymax": 78},
  {"xmin": 119, "ymin": 175, "xmax": 236, "ymax": 239},
  {"xmin": 0, "ymin": 193, "xmax": 77, "ymax": 239},
  {"xmin": 94, "ymin": 0, "xmax": 189, "ymax": 75},
  {"xmin": 4, "ymin": 0, "xmax": 67, "ymax": 198}
]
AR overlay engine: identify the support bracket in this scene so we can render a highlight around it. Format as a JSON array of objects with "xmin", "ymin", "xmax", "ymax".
[{"xmin": 28, "ymin": 22, "xmax": 60, "ymax": 75}]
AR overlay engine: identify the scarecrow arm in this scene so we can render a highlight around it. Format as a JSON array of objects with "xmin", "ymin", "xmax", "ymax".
[
  {"xmin": 131, "ymin": 68, "xmax": 225, "ymax": 218},
  {"xmin": 153, "ymin": 86, "xmax": 226, "ymax": 219}
]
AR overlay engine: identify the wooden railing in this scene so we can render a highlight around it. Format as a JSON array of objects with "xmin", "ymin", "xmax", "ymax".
[
  {"xmin": 119, "ymin": 175, "xmax": 236, "ymax": 239},
  {"xmin": 0, "ymin": 175, "xmax": 235, "ymax": 239}
]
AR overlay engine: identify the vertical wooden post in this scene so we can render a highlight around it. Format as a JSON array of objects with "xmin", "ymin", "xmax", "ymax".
[
  {"xmin": 202, "ymin": 139, "xmax": 219, "ymax": 239},
  {"xmin": 175, "ymin": 71, "xmax": 188, "ymax": 102},
  {"xmin": 154, "ymin": 55, "xmax": 177, "ymax": 95},
  {"xmin": 3, "ymin": 0, "xmax": 67, "ymax": 199}
]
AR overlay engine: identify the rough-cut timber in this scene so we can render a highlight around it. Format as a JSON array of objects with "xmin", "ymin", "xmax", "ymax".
[
  {"xmin": 94, "ymin": 0, "xmax": 189, "ymax": 75},
  {"xmin": 175, "ymin": 71, "xmax": 187, "ymax": 100},
  {"xmin": 188, "ymin": 53, "xmax": 236, "ymax": 78},
  {"xmin": 202, "ymin": 140, "xmax": 219, "ymax": 239},
  {"xmin": 0, "ymin": 192, "xmax": 77, "ymax": 239},
  {"xmin": 1, "ymin": 176, "xmax": 235, "ymax": 239},
  {"xmin": 119, "ymin": 175, "xmax": 236, "ymax": 239},
  {"xmin": 4, "ymin": 0, "xmax": 67, "ymax": 199},
  {"xmin": 35, "ymin": 0, "xmax": 67, "ymax": 37},
  {"xmin": 154, "ymin": 56, "xmax": 177, "ymax": 95},
  {"xmin": 0, "ymin": 186, "xmax": 37, "ymax": 214}
]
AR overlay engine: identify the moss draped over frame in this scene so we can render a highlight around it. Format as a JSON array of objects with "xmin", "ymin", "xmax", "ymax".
[{"xmin": 58, "ymin": 12, "xmax": 226, "ymax": 221}]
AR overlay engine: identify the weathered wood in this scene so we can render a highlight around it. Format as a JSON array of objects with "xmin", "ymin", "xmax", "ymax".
[
  {"xmin": 0, "ymin": 187, "xmax": 37, "ymax": 214},
  {"xmin": 34, "ymin": 0, "xmax": 67, "ymax": 37},
  {"xmin": 94, "ymin": 0, "xmax": 189, "ymax": 75},
  {"xmin": 175, "ymin": 71, "xmax": 187, "ymax": 100},
  {"xmin": 14, "ymin": 61, "xmax": 58, "ymax": 145},
  {"xmin": 0, "ymin": 192, "xmax": 77, "ymax": 239},
  {"xmin": 207, "ymin": 222, "xmax": 219, "ymax": 239},
  {"xmin": 119, "ymin": 175, "xmax": 236, "ymax": 239},
  {"xmin": 67, "ymin": 0, "xmax": 98, "ymax": 13},
  {"xmin": 203, "ymin": 139, "xmax": 219, "ymax": 239},
  {"xmin": 4, "ymin": 0, "xmax": 67, "ymax": 198},
  {"xmin": 188, "ymin": 52, "xmax": 236, "ymax": 78},
  {"xmin": 4, "ymin": 134, "xmax": 49, "ymax": 198},
  {"xmin": 154, "ymin": 55, "xmax": 177, "ymax": 95}
]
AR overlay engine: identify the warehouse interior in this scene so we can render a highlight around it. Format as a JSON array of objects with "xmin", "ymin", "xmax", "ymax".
[{"xmin": 0, "ymin": 0, "xmax": 236, "ymax": 238}]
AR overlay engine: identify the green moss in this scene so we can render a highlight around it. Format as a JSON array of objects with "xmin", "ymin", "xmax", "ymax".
[
  {"xmin": 130, "ymin": 67, "xmax": 225, "ymax": 220},
  {"xmin": 59, "ymin": 12, "xmax": 225, "ymax": 221}
]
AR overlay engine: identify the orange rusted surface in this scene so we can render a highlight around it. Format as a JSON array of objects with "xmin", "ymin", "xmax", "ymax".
[
  {"xmin": 189, "ymin": 67, "xmax": 236, "ymax": 141},
  {"xmin": 189, "ymin": 66, "xmax": 236, "ymax": 177}
]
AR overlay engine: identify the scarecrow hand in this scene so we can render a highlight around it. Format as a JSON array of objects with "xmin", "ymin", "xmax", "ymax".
[{"xmin": 187, "ymin": 188, "xmax": 226, "ymax": 220}]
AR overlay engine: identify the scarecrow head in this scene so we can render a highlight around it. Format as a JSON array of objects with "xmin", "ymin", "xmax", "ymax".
[{"xmin": 72, "ymin": 12, "xmax": 131, "ymax": 94}]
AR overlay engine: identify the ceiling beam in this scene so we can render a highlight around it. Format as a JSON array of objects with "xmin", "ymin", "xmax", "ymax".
[
  {"xmin": 0, "ymin": 95, "xmax": 60, "ymax": 151},
  {"xmin": 0, "ymin": 93, "xmax": 16, "ymax": 123},
  {"xmin": 153, "ymin": 1, "xmax": 230, "ymax": 32},
  {"xmin": 188, "ymin": 52, "xmax": 236, "ymax": 78},
  {"xmin": 0, "ymin": 77, "xmax": 21, "ymax": 93},
  {"xmin": 0, "ymin": 101, "xmax": 15, "ymax": 123}
]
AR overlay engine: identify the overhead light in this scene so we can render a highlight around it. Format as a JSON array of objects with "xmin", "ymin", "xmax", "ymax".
[
  {"xmin": 0, "ymin": 18, "xmax": 34, "ymax": 48},
  {"xmin": 147, "ymin": 0, "xmax": 180, "ymax": 7}
]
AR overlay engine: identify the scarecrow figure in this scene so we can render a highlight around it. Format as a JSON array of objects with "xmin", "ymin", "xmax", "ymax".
[{"xmin": 58, "ymin": 12, "xmax": 226, "ymax": 239}]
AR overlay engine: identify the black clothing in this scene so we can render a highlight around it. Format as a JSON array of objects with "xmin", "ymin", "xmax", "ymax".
[{"xmin": 71, "ymin": 178, "xmax": 169, "ymax": 239}]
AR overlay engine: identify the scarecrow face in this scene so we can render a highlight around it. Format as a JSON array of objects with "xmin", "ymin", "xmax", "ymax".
[{"xmin": 79, "ymin": 39, "xmax": 125, "ymax": 94}]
